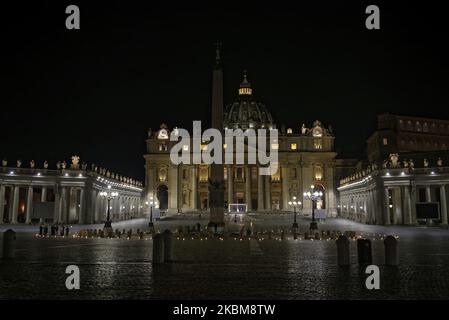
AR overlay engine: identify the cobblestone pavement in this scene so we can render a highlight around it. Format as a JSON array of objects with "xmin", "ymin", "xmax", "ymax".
[{"xmin": 1, "ymin": 214, "xmax": 449, "ymax": 299}]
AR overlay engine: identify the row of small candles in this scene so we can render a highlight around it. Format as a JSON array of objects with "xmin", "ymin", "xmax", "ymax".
[{"xmin": 35, "ymin": 231, "xmax": 398, "ymax": 242}]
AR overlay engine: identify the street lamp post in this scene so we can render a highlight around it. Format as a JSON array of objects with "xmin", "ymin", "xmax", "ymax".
[
  {"xmin": 99, "ymin": 185, "xmax": 118, "ymax": 233},
  {"xmin": 147, "ymin": 196, "xmax": 157, "ymax": 231},
  {"xmin": 303, "ymin": 185, "xmax": 323, "ymax": 231},
  {"xmin": 288, "ymin": 196, "xmax": 301, "ymax": 229}
]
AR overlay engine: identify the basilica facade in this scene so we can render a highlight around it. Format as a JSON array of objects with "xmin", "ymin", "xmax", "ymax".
[{"xmin": 144, "ymin": 66, "xmax": 340, "ymax": 217}]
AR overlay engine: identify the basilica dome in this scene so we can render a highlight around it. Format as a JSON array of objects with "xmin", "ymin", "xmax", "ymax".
[{"xmin": 223, "ymin": 71, "xmax": 275, "ymax": 130}]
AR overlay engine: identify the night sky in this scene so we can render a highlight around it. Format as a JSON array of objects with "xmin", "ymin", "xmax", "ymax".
[{"xmin": 1, "ymin": 1, "xmax": 448, "ymax": 181}]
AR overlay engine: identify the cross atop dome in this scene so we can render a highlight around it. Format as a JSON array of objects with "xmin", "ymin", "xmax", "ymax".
[{"xmin": 238, "ymin": 70, "xmax": 252, "ymax": 96}]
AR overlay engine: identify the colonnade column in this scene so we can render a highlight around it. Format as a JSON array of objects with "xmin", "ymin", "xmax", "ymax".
[
  {"xmin": 53, "ymin": 188, "xmax": 60, "ymax": 223},
  {"xmin": 403, "ymin": 186, "xmax": 412, "ymax": 225},
  {"xmin": 59, "ymin": 187, "xmax": 68, "ymax": 223},
  {"xmin": 264, "ymin": 175, "xmax": 271, "ymax": 211},
  {"xmin": 25, "ymin": 186, "xmax": 33, "ymax": 224},
  {"xmin": 89, "ymin": 190, "xmax": 96, "ymax": 224},
  {"xmin": 410, "ymin": 184, "xmax": 417, "ymax": 224},
  {"xmin": 393, "ymin": 188, "xmax": 402, "ymax": 225},
  {"xmin": 191, "ymin": 165, "xmax": 198, "ymax": 210},
  {"xmin": 227, "ymin": 165, "xmax": 233, "ymax": 205},
  {"xmin": 94, "ymin": 192, "xmax": 101, "ymax": 223},
  {"xmin": 168, "ymin": 165, "xmax": 179, "ymax": 213},
  {"xmin": 384, "ymin": 187, "xmax": 391, "ymax": 225},
  {"xmin": 78, "ymin": 188, "xmax": 85, "ymax": 224},
  {"xmin": 425, "ymin": 186, "xmax": 432, "ymax": 202},
  {"xmin": 440, "ymin": 185, "xmax": 448, "ymax": 225},
  {"xmin": 257, "ymin": 170, "xmax": 264, "ymax": 210},
  {"xmin": 281, "ymin": 165, "xmax": 289, "ymax": 210},
  {"xmin": 0, "ymin": 185, "xmax": 4, "ymax": 224},
  {"xmin": 367, "ymin": 190, "xmax": 375, "ymax": 224},
  {"xmin": 11, "ymin": 186, "xmax": 19, "ymax": 224},
  {"xmin": 245, "ymin": 166, "xmax": 252, "ymax": 211},
  {"xmin": 41, "ymin": 187, "xmax": 47, "ymax": 202}
]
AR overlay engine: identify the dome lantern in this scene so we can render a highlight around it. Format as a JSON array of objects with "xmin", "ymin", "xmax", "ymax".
[
  {"xmin": 238, "ymin": 70, "xmax": 253, "ymax": 96},
  {"xmin": 223, "ymin": 71, "xmax": 275, "ymax": 130}
]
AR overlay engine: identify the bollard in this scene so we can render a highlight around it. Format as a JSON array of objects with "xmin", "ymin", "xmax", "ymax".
[
  {"xmin": 357, "ymin": 239, "xmax": 372, "ymax": 265},
  {"xmin": 384, "ymin": 235, "xmax": 398, "ymax": 266},
  {"xmin": 163, "ymin": 229, "xmax": 174, "ymax": 262},
  {"xmin": 152, "ymin": 234, "xmax": 165, "ymax": 264},
  {"xmin": 336, "ymin": 235, "xmax": 350, "ymax": 267},
  {"xmin": 2, "ymin": 229, "xmax": 16, "ymax": 259}
]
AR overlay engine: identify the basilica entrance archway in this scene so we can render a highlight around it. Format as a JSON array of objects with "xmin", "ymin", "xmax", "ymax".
[{"xmin": 157, "ymin": 185, "xmax": 168, "ymax": 210}]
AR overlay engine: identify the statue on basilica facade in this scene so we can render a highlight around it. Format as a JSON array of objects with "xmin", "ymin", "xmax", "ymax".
[
  {"xmin": 424, "ymin": 158, "xmax": 429, "ymax": 168},
  {"xmin": 182, "ymin": 185, "xmax": 191, "ymax": 206},
  {"xmin": 437, "ymin": 157, "xmax": 443, "ymax": 167},
  {"xmin": 403, "ymin": 160, "xmax": 409, "ymax": 168},
  {"xmin": 301, "ymin": 124, "xmax": 307, "ymax": 135},
  {"xmin": 62, "ymin": 161, "xmax": 67, "ymax": 169},
  {"xmin": 30, "ymin": 160, "xmax": 35, "ymax": 168},
  {"xmin": 17, "ymin": 159, "xmax": 22, "ymax": 168},
  {"xmin": 2, "ymin": 159, "xmax": 7, "ymax": 167},
  {"xmin": 43, "ymin": 161, "xmax": 49, "ymax": 169},
  {"xmin": 56, "ymin": 161, "xmax": 61, "ymax": 169},
  {"xmin": 389, "ymin": 154, "xmax": 399, "ymax": 168},
  {"xmin": 71, "ymin": 155, "xmax": 80, "ymax": 169}
]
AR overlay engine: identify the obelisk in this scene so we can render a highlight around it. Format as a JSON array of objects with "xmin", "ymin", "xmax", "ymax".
[{"xmin": 208, "ymin": 42, "xmax": 225, "ymax": 233}]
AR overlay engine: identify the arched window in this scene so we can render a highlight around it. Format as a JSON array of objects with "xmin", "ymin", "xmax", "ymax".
[
  {"xmin": 158, "ymin": 166, "xmax": 167, "ymax": 182},
  {"xmin": 314, "ymin": 165, "xmax": 323, "ymax": 181}
]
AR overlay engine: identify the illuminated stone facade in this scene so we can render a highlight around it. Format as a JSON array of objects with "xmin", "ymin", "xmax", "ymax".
[
  {"xmin": 144, "ymin": 68, "xmax": 340, "ymax": 217},
  {"xmin": 0, "ymin": 163, "xmax": 143, "ymax": 224}
]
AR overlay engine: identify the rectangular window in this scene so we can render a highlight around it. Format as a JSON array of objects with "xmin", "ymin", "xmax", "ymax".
[
  {"xmin": 383, "ymin": 138, "xmax": 388, "ymax": 146},
  {"xmin": 314, "ymin": 139, "xmax": 322, "ymax": 150},
  {"xmin": 182, "ymin": 145, "xmax": 189, "ymax": 151},
  {"xmin": 290, "ymin": 143, "xmax": 297, "ymax": 150},
  {"xmin": 272, "ymin": 143, "xmax": 279, "ymax": 150}
]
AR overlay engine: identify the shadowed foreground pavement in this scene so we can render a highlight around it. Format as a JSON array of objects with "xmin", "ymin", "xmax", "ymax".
[{"xmin": 1, "ymin": 214, "xmax": 449, "ymax": 299}]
